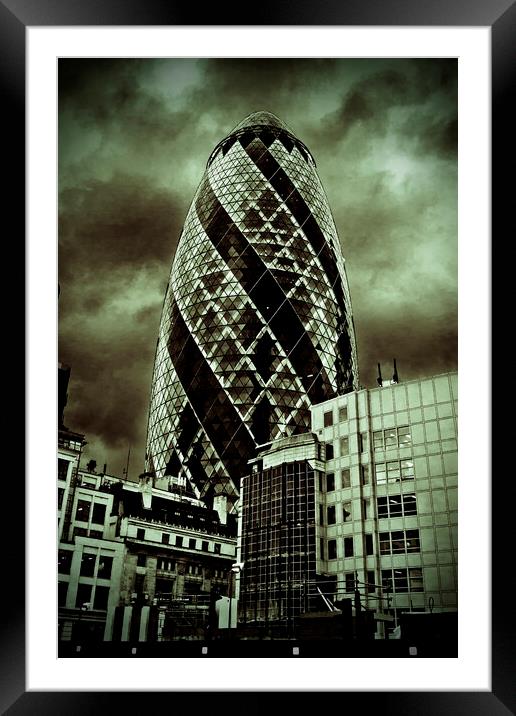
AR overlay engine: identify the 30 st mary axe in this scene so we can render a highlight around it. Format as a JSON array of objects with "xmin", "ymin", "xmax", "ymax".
[{"xmin": 146, "ymin": 111, "xmax": 358, "ymax": 502}]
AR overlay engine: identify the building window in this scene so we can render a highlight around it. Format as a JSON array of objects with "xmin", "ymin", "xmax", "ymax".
[
  {"xmin": 75, "ymin": 499, "xmax": 91, "ymax": 522},
  {"xmin": 58, "ymin": 581, "xmax": 68, "ymax": 607},
  {"xmin": 162, "ymin": 533, "xmax": 170, "ymax": 545},
  {"xmin": 405, "ymin": 529, "xmax": 421, "ymax": 552},
  {"xmin": 326, "ymin": 443, "xmax": 334, "ymax": 460},
  {"xmin": 91, "ymin": 503, "xmax": 106, "ymax": 525},
  {"xmin": 319, "ymin": 504, "xmax": 324, "ymax": 525},
  {"xmin": 136, "ymin": 528, "xmax": 145, "ymax": 540},
  {"xmin": 373, "ymin": 427, "xmax": 411, "ymax": 450},
  {"xmin": 362, "ymin": 499, "xmax": 368, "ymax": 520},
  {"xmin": 89, "ymin": 530, "xmax": 103, "ymax": 539},
  {"xmin": 323, "ymin": 410, "xmax": 333, "ymax": 428},
  {"xmin": 94, "ymin": 585, "xmax": 110, "ymax": 611},
  {"xmin": 342, "ymin": 502, "xmax": 352, "ymax": 522},
  {"xmin": 189, "ymin": 538, "xmax": 196, "ymax": 550},
  {"xmin": 73, "ymin": 527, "xmax": 88, "ymax": 538},
  {"xmin": 326, "ymin": 473, "xmax": 335, "ymax": 492},
  {"xmin": 340, "ymin": 437, "xmax": 349, "ymax": 456},
  {"xmin": 157, "ymin": 558, "xmax": 175, "ymax": 571},
  {"xmin": 58, "ymin": 458, "xmax": 69, "ymax": 482},
  {"xmin": 397, "ymin": 426, "xmax": 411, "ymax": 446},
  {"xmin": 367, "ymin": 570, "xmax": 376, "ymax": 594},
  {"xmin": 380, "ymin": 529, "xmax": 421, "ymax": 555},
  {"xmin": 341, "ymin": 469, "xmax": 350, "ymax": 488},
  {"xmin": 365, "ymin": 534, "xmax": 374, "ymax": 556},
  {"xmin": 97, "ymin": 556, "xmax": 113, "ymax": 579},
  {"xmin": 375, "ymin": 460, "xmax": 415, "ymax": 484},
  {"xmin": 345, "ymin": 573, "xmax": 355, "ymax": 593},
  {"xmin": 320, "ymin": 538, "xmax": 325, "ymax": 560},
  {"xmin": 339, "ymin": 406, "xmax": 348, "ymax": 422},
  {"xmin": 202, "ymin": 540, "xmax": 209, "ymax": 551},
  {"xmin": 75, "ymin": 583, "xmax": 92, "ymax": 609},
  {"xmin": 214, "ymin": 543, "xmax": 221, "ymax": 554},
  {"xmin": 328, "ymin": 540, "xmax": 337, "ymax": 560},
  {"xmin": 319, "ymin": 474, "xmax": 324, "ymax": 492},
  {"xmin": 327, "ymin": 505, "xmax": 336, "ymax": 525},
  {"xmin": 360, "ymin": 465, "xmax": 369, "ymax": 485},
  {"xmin": 58, "ymin": 488, "xmax": 65, "ymax": 509},
  {"xmin": 382, "ymin": 568, "xmax": 423, "ymax": 594},
  {"xmin": 359, "ymin": 433, "xmax": 367, "ymax": 453},
  {"xmin": 377, "ymin": 494, "xmax": 417, "ymax": 518},
  {"xmin": 344, "ymin": 537, "xmax": 354, "ymax": 557},
  {"xmin": 137, "ymin": 554, "xmax": 146, "ymax": 567},
  {"xmin": 58, "ymin": 549, "xmax": 72, "ymax": 574},
  {"xmin": 176, "ymin": 536, "xmax": 183, "ymax": 548},
  {"xmin": 80, "ymin": 552, "xmax": 96, "ymax": 577}
]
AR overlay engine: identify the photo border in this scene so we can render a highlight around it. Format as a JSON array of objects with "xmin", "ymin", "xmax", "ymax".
[{"xmin": 6, "ymin": 0, "xmax": 507, "ymax": 710}]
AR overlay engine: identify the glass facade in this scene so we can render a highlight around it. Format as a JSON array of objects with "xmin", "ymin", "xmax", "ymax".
[
  {"xmin": 240, "ymin": 459, "xmax": 319, "ymax": 625},
  {"xmin": 146, "ymin": 111, "xmax": 359, "ymax": 500}
]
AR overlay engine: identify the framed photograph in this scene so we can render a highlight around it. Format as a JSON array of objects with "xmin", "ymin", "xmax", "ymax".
[{"xmin": 8, "ymin": 0, "xmax": 507, "ymax": 709}]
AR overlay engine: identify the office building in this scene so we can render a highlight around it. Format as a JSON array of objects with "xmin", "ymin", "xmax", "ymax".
[{"xmin": 146, "ymin": 111, "xmax": 359, "ymax": 504}]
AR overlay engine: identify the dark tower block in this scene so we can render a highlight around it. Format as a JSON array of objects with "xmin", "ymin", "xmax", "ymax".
[{"xmin": 146, "ymin": 112, "xmax": 359, "ymax": 502}]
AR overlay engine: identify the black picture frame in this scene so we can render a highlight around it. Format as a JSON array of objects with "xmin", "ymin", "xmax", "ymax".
[{"xmin": 7, "ymin": 0, "xmax": 509, "ymax": 711}]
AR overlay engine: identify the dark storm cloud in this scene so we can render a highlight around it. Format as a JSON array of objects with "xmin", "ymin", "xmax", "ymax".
[{"xmin": 58, "ymin": 58, "xmax": 457, "ymax": 478}]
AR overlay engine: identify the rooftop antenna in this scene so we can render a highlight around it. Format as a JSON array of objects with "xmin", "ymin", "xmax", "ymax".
[
  {"xmin": 376, "ymin": 363, "xmax": 383, "ymax": 387},
  {"xmin": 392, "ymin": 358, "xmax": 399, "ymax": 384},
  {"xmin": 122, "ymin": 445, "xmax": 131, "ymax": 481}
]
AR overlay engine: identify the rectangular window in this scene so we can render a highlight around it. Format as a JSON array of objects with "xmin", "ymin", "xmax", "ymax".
[
  {"xmin": 58, "ymin": 581, "xmax": 68, "ymax": 607},
  {"xmin": 345, "ymin": 573, "xmax": 355, "ymax": 593},
  {"xmin": 384, "ymin": 428, "xmax": 397, "ymax": 447},
  {"xmin": 323, "ymin": 410, "xmax": 333, "ymax": 428},
  {"xmin": 137, "ymin": 554, "xmax": 146, "ymax": 567},
  {"xmin": 367, "ymin": 570, "xmax": 376, "ymax": 594},
  {"xmin": 58, "ymin": 549, "xmax": 72, "ymax": 574},
  {"xmin": 327, "ymin": 505, "xmax": 336, "ymax": 525},
  {"xmin": 94, "ymin": 585, "xmax": 110, "ymax": 610},
  {"xmin": 80, "ymin": 552, "xmax": 96, "ymax": 577},
  {"xmin": 391, "ymin": 531, "xmax": 406, "ymax": 553},
  {"xmin": 162, "ymin": 533, "xmax": 170, "ymax": 545},
  {"xmin": 91, "ymin": 503, "xmax": 106, "ymax": 525},
  {"xmin": 89, "ymin": 530, "xmax": 103, "ymax": 539},
  {"xmin": 382, "ymin": 568, "xmax": 423, "ymax": 594},
  {"xmin": 360, "ymin": 465, "xmax": 369, "ymax": 485},
  {"xmin": 397, "ymin": 426, "xmax": 411, "ymax": 446},
  {"xmin": 379, "ymin": 532, "xmax": 390, "ymax": 555},
  {"xmin": 342, "ymin": 502, "xmax": 352, "ymax": 522},
  {"xmin": 377, "ymin": 496, "xmax": 418, "ymax": 519},
  {"xmin": 326, "ymin": 473, "xmax": 335, "ymax": 492},
  {"xmin": 75, "ymin": 583, "xmax": 92, "ymax": 609},
  {"xmin": 58, "ymin": 488, "xmax": 65, "ymax": 509},
  {"xmin": 97, "ymin": 556, "xmax": 113, "ymax": 579},
  {"xmin": 362, "ymin": 499, "xmax": 368, "ymax": 520},
  {"xmin": 375, "ymin": 463, "xmax": 387, "ymax": 484},
  {"xmin": 176, "ymin": 536, "xmax": 183, "ymax": 548},
  {"xmin": 136, "ymin": 528, "xmax": 145, "ymax": 540},
  {"xmin": 214, "ymin": 543, "xmax": 221, "ymax": 554},
  {"xmin": 359, "ymin": 433, "xmax": 367, "ymax": 453},
  {"xmin": 328, "ymin": 539, "xmax": 337, "ymax": 560},
  {"xmin": 409, "ymin": 568, "xmax": 424, "ymax": 592},
  {"xmin": 344, "ymin": 536, "xmax": 354, "ymax": 557},
  {"xmin": 340, "ymin": 437, "xmax": 349, "ymax": 456},
  {"xmin": 319, "ymin": 474, "xmax": 324, "ymax": 492},
  {"xmin": 341, "ymin": 469, "xmax": 351, "ymax": 488},
  {"xmin": 326, "ymin": 443, "xmax": 334, "ymax": 460},
  {"xmin": 75, "ymin": 499, "xmax": 91, "ymax": 522},
  {"xmin": 373, "ymin": 431, "xmax": 383, "ymax": 450},
  {"xmin": 405, "ymin": 529, "xmax": 420, "ymax": 552},
  {"xmin": 202, "ymin": 540, "xmax": 209, "ymax": 551},
  {"xmin": 387, "ymin": 461, "xmax": 401, "ymax": 481},
  {"xmin": 320, "ymin": 538, "xmax": 325, "ymax": 560},
  {"xmin": 401, "ymin": 460, "xmax": 415, "ymax": 480},
  {"xmin": 73, "ymin": 527, "xmax": 88, "ymax": 538},
  {"xmin": 58, "ymin": 458, "xmax": 69, "ymax": 482},
  {"xmin": 339, "ymin": 406, "xmax": 348, "ymax": 422},
  {"xmin": 189, "ymin": 538, "xmax": 196, "ymax": 550},
  {"xmin": 365, "ymin": 534, "xmax": 374, "ymax": 556},
  {"xmin": 319, "ymin": 504, "xmax": 324, "ymax": 525}
]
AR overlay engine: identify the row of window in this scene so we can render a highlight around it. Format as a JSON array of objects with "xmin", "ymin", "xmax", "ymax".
[
  {"xmin": 75, "ymin": 500, "xmax": 107, "ymax": 526},
  {"xmin": 319, "ymin": 494, "xmax": 417, "ymax": 526},
  {"xmin": 134, "ymin": 528, "xmax": 222, "ymax": 554},
  {"xmin": 340, "ymin": 568, "xmax": 423, "ymax": 594},
  {"xmin": 379, "ymin": 529, "xmax": 420, "ymax": 554},
  {"xmin": 321, "ymin": 461, "xmax": 414, "ymax": 492},
  {"xmin": 323, "ymin": 405, "xmax": 348, "ymax": 427},
  {"xmin": 58, "ymin": 581, "xmax": 110, "ymax": 610},
  {"xmin": 322, "ymin": 427, "xmax": 411, "ymax": 459},
  {"xmin": 58, "ymin": 549, "xmax": 113, "ymax": 580}
]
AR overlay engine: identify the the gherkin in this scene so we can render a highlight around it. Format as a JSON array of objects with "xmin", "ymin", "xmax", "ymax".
[{"xmin": 146, "ymin": 111, "xmax": 359, "ymax": 501}]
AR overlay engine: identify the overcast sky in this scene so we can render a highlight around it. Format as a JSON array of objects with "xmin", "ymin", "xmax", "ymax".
[{"xmin": 58, "ymin": 58, "xmax": 457, "ymax": 479}]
